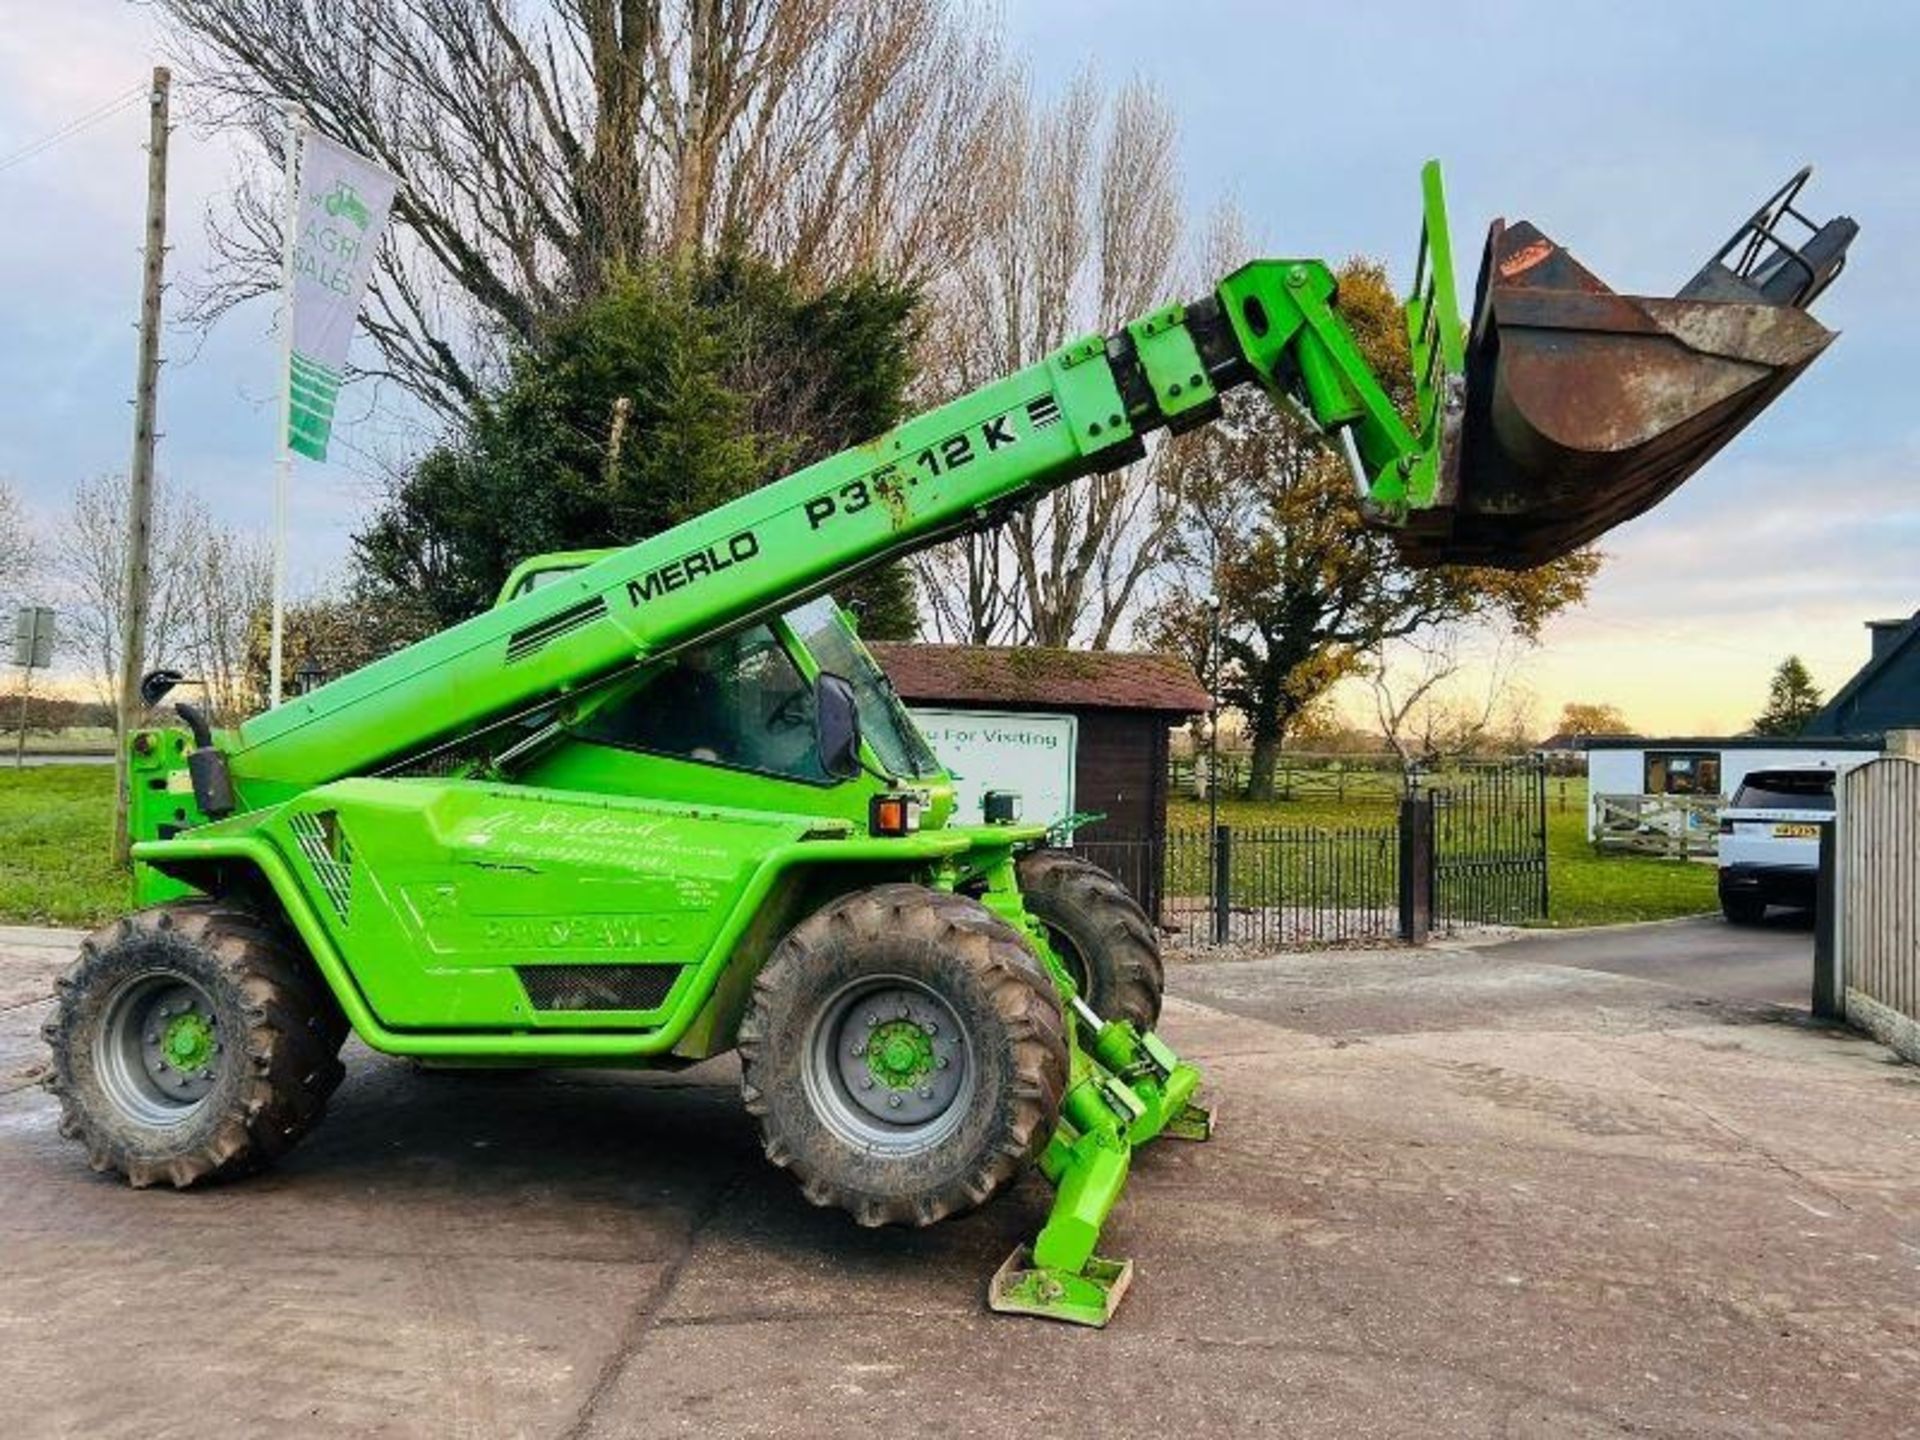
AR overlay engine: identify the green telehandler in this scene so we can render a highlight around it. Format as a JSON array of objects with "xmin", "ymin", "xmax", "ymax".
[{"xmin": 44, "ymin": 164, "xmax": 1853, "ymax": 1325}]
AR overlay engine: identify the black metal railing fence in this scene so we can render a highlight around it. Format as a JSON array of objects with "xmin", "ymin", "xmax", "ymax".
[
  {"xmin": 1068, "ymin": 757, "xmax": 1549, "ymax": 951},
  {"xmin": 1072, "ymin": 825, "xmax": 1402, "ymax": 951}
]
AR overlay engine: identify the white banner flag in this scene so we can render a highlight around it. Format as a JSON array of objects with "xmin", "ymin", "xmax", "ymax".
[{"xmin": 285, "ymin": 132, "xmax": 397, "ymax": 461}]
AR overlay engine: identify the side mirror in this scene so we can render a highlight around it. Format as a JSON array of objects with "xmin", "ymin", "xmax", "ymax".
[
  {"xmin": 815, "ymin": 672, "xmax": 861, "ymax": 781},
  {"xmin": 139, "ymin": 668, "xmax": 189, "ymax": 708}
]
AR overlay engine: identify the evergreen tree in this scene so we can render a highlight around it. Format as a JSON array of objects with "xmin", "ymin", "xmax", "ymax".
[
  {"xmin": 353, "ymin": 257, "xmax": 920, "ymax": 638},
  {"xmin": 1751, "ymin": 655, "xmax": 1825, "ymax": 736}
]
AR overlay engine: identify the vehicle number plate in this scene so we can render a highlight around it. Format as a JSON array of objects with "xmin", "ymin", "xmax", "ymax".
[{"xmin": 1771, "ymin": 823, "xmax": 1819, "ymax": 838}]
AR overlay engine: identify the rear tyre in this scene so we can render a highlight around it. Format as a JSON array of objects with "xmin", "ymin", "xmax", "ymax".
[
  {"xmin": 737, "ymin": 884, "xmax": 1068, "ymax": 1228},
  {"xmin": 1720, "ymin": 892, "xmax": 1767, "ymax": 926},
  {"xmin": 1015, "ymin": 849, "xmax": 1164, "ymax": 1029},
  {"xmin": 43, "ymin": 901, "xmax": 348, "ymax": 1187}
]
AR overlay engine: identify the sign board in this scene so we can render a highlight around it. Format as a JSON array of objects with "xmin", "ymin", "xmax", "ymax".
[
  {"xmin": 910, "ymin": 708, "xmax": 1077, "ymax": 832},
  {"xmin": 11, "ymin": 607, "xmax": 53, "ymax": 669}
]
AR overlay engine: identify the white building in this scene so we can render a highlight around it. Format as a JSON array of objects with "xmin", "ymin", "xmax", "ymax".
[{"xmin": 1583, "ymin": 736, "xmax": 1881, "ymax": 841}]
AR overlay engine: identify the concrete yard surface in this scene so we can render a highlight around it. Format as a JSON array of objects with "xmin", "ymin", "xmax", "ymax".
[{"xmin": 2, "ymin": 918, "xmax": 1915, "ymax": 1438}]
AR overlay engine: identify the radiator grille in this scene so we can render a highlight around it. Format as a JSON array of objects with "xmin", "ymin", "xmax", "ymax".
[
  {"xmin": 288, "ymin": 810, "xmax": 353, "ymax": 923},
  {"xmin": 506, "ymin": 596, "xmax": 607, "ymax": 663},
  {"xmin": 516, "ymin": 964, "xmax": 681, "ymax": 1012}
]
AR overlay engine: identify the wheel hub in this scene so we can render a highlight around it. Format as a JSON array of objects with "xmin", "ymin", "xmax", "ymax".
[
  {"xmin": 868, "ymin": 1020, "xmax": 934, "ymax": 1088},
  {"xmin": 98, "ymin": 974, "xmax": 223, "ymax": 1125},
  {"xmin": 161, "ymin": 1011, "xmax": 215, "ymax": 1073},
  {"xmin": 814, "ymin": 980, "xmax": 970, "ymax": 1143}
]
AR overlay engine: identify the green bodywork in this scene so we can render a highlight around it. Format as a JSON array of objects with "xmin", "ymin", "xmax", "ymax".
[{"xmin": 120, "ymin": 166, "xmax": 1475, "ymax": 1325}]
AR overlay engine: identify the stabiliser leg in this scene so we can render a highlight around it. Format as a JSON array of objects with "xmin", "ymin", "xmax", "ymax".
[
  {"xmin": 988, "ymin": 996, "xmax": 1213, "ymax": 1327},
  {"xmin": 1073, "ymin": 996, "xmax": 1214, "ymax": 1146}
]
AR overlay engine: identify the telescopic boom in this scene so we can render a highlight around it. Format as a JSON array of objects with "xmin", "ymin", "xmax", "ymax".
[{"xmin": 215, "ymin": 162, "xmax": 1852, "ymax": 801}]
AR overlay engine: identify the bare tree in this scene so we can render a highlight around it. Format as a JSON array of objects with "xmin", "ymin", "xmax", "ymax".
[
  {"xmin": 180, "ymin": 527, "xmax": 274, "ymax": 724},
  {"xmin": 1368, "ymin": 627, "xmax": 1528, "ymax": 765},
  {"xmin": 0, "ymin": 479, "xmax": 35, "ymax": 616},
  {"xmin": 161, "ymin": 0, "xmax": 1011, "ymax": 416},
  {"xmin": 1136, "ymin": 256, "xmax": 1600, "ymax": 800},
  {"xmin": 51, "ymin": 475, "xmax": 206, "ymax": 709},
  {"xmin": 915, "ymin": 74, "xmax": 1191, "ymax": 648}
]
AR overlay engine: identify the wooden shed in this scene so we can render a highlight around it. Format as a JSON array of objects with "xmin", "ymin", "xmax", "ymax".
[{"xmin": 870, "ymin": 643, "xmax": 1209, "ymax": 914}]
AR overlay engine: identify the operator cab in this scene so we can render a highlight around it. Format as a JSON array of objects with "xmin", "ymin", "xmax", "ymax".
[
  {"xmin": 496, "ymin": 550, "xmax": 619, "ymax": 606},
  {"xmin": 505, "ymin": 570, "xmax": 951, "ymax": 827},
  {"xmin": 498, "ymin": 552, "xmax": 939, "ymax": 781},
  {"xmin": 574, "ymin": 598, "xmax": 937, "ymax": 784}
]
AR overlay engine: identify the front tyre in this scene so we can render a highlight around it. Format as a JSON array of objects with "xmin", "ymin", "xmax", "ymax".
[
  {"xmin": 738, "ymin": 884, "xmax": 1067, "ymax": 1228},
  {"xmin": 1016, "ymin": 849, "xmax": 1165, "ymax": 1029},
  {"xmin": 43, "ymin": 902, "xmax": 348, "ymax": 1187}
]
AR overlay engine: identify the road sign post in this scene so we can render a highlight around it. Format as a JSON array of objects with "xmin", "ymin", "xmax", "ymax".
[{"xmin": 11, "ymin": 606, "xmax": 56, "ymax": 769}]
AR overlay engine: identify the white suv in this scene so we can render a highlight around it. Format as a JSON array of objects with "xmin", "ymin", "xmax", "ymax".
[{"xmin": 1716, "ymin": 767, "xmax": 1834, "ymax": 923}]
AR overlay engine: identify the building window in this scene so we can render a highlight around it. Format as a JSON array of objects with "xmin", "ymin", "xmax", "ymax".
[{"xmin": 1644, "ymin": 751, "xmax": 1721, "ymax": 796}]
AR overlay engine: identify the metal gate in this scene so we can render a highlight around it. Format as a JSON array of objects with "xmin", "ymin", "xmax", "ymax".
[
  {"xmin": 1069, "ymin": 825, "xmax": 1401, "ymax": 952},
  {"xmin": 1835, "ymin": 757, "xmax": 1920, "ymax": 1063},
  {"xmin": 1428, "ymin": 756, "xmax": 1549, "ymax": 926}
]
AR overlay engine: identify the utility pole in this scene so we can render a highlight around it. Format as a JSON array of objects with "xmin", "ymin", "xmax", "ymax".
[{"xmin": 114, "ymin": 66, "xmax": 171, "ymax": 865}]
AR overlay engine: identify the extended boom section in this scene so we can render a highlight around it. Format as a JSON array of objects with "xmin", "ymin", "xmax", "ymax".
[
  {"xmin": 226, "ymin": 168, "xmax": 1855, "ymax": 804},
  {"xmin": 218, "ymin": 244, "xmax": 1453, "ymax": 799},
  {"xmin": 226, "ymin": 356, "xmax": 1121, "ymax": 795}
]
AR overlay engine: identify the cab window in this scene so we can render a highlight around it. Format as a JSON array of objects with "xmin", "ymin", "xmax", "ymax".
[{"xmin": 575, "ymin": 625, "xmax": 829, "ymax": 782}]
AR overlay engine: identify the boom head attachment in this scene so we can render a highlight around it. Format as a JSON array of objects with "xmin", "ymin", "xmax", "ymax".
[{"xmin": 1393, "ymin": 163, "xmax": 1856, "ymax": 569}]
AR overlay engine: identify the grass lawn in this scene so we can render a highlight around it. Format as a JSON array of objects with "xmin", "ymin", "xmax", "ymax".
[
  {"xmin": 0, "ymin": 764, "xmax": 127, "ymax": 928},
  {"xmin": 1537, "ymin": 787, "xmax": 1718, "ymax": 927},
  {"xmin": 1166, "ymin": 777, "xmax": 1716, "ymax": 929}
]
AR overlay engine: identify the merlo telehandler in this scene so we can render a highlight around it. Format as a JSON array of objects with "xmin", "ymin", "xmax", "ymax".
[{"xmin": 44, "ymin": 164, "xmax": 1854, "ymax": 1324}]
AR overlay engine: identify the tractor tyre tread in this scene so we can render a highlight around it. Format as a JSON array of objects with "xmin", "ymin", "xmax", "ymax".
[
  {"xmin": 42, "ymin": 899, "xmax": 348, "ymax": 1188},
  {"xmin": 1015, "ymin": 849, "xmax": 1164, "ymax": 1029},
  {"xmin": 737, "ymin": 883, "xmax": 1067, "ymax": 1229}
]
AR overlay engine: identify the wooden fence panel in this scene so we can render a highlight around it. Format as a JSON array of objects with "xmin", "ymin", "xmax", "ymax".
[
  {"xmin": 1592, "ymin": 793, "xmax": 1722, "ymax": 858},
  {"xmin": 1839, "ymin": 757, "xmax": 1920, "ymax": 1063}
]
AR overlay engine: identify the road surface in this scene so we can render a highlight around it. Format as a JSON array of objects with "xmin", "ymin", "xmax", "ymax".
[
  {"xmin": 1485, "ymin": 912, "xmax": 1815, "ymax": 1009},
  {"xmin": 0, "ymin": 917, "xmax": 1912, "ymax": 1438}
]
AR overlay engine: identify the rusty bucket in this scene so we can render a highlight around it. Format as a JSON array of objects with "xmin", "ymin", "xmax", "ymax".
[{"xmin": 1397, "ymin": 169, "xmax": 1855, "ymax": 569}]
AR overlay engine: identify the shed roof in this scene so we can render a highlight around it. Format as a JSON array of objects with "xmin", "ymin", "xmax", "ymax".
[
  {"xmin": 1583, "ymin": 735, "xmax": 1881, "ymax": 752},
  {"xmin": 1533, "ymin": 732, "xmax": 1619, "ymax": 751},
  {"xmin": 869, "ymin": 643, "xmax": 1210, "ymax": 716}
]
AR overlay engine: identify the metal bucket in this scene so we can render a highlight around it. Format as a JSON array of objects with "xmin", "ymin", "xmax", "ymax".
[{"xmin": 1397, "ymin": 170, "xmax": 1854, "ymax": 569}]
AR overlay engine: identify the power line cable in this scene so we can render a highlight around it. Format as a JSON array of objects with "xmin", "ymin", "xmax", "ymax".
[
  {"xmin": 1564, "ymin": 611, "xmax": 1823, "ymax": 664},
  {"xmin": 0, "ymin": 82, "xmax": 149, "ymax": 176}
]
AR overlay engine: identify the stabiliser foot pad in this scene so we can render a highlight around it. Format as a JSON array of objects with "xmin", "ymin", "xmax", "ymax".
[
  {"xmin": 987, "ymin": 1245, "xmax": 1133, "ymax": 1327},
  {"xmin": 1161, "ymin": 1099, "xmax": 1215, "ymax": 1143}
]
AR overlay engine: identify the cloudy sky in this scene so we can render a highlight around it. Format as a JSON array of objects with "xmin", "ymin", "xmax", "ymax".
[{"xmin": 2, "ymin": 0, "xmax": 1914, "ymax": 734}]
